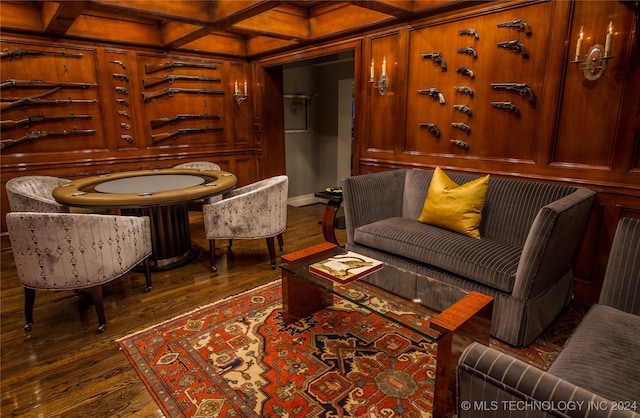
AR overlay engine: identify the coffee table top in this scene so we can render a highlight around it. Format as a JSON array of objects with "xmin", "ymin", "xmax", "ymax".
[{"xmin": 280, "ymin": 249, "xmax": 470, "ymax": 342}]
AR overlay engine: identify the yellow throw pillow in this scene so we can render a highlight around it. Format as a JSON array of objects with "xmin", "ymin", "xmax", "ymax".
[{"xmin": 418, "ymin": 167, "xmax": 490, "ymax": 239}]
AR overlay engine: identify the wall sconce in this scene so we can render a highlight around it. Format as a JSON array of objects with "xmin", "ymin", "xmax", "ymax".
[
  {"xmin": 369, "ymin": 56, "xmax": 388, "ymax": 95},
  {"xmin": 571, "ymin": 22, "xmax": 615, "ymax": 81},
  {"xmin": 234, "ymin": 80, "xmax": 248, "ymax": 104}
]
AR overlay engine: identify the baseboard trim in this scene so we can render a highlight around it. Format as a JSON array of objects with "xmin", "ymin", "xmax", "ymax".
[{"xmin": 287, "ymin": 193, "xmax": 323, "ymax": 207}]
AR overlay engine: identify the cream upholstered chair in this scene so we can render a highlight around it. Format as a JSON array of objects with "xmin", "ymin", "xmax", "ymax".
[
  {"xmin": 173, "ymin": 161, "xmax": 223, "ymax": 208},
  {"xmin": 202, "ymin": 175, "xmax": 288, "ymax": 271},
  {"xmin": 6, "ymin": 175, "xmax": 71, "ymax": 213},
  {"xmin": 173, "ymin": 161, "xmax": 221, "ymax": 171},
  {"xmin": 6, "ymin": 212, "xmax": 153, "ymax": 333}
]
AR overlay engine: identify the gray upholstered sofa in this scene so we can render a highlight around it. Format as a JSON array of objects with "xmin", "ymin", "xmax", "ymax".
[
  {"xmin": 341, "ymin": 168, "xmax": 595, "ymax": 346},
  {"xmin": 457, "ymin": 217, "xmax": 640, "ymax": 418}
]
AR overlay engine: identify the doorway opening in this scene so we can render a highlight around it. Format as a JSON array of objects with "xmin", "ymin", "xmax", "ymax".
[{"xmin": 282, "ymin": 51, "xmax": 355, "ymax": 207}]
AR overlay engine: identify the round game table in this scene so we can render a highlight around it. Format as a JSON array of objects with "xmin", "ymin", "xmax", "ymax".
[{"xmin": 53, "ymin": 168, "xmax": 237, "ymax": 270}]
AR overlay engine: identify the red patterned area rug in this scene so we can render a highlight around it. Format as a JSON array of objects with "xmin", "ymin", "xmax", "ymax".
[{"xmin": 118, "ymin": 280, "xmax": 560, "ymax": 418}]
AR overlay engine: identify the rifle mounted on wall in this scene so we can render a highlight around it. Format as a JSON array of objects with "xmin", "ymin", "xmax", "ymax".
[
  {"xmin": 1, "ymin": 79, "xmax": 97, "ymax": 89},
  {"xmin": 142, "ymin": 88, "xmax": 224, "ymax": 102},
  {"xmin": 150, "ymin": 113, "xmax": 221, "ymax": 129},
  {"xmin": 142, "ymin": 75, "xmax": 222, "ymax": 88},
  {"xmin": 0, "ymin": 114, "xmax": 93, "ymax": 130},
  {"xmin": 151, "ymin": 127, "xmax": 223, "ymax": 144},
  {"xmin": 0, "ymin": 48, "xmax": 84, "ymax": 60},
  {"xmin": 1, "ymin": 129, "xmax": 97, "ymax": 150},
  {"xmin": 144, "ymin": 61, "xmax": 218, "ymax": 74}
]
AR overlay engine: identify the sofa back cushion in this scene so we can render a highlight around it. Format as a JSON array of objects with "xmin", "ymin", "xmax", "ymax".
[{"xmin": 404, "ymin": 169, "xmax": 577, "ymax": 248}]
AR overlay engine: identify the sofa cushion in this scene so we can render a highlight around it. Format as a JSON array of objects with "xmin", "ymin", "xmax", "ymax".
[
  {"xmin": 418, "ymin": 167, "xmax": 490, "ymax": 239},
  {"xmin": 548, "ymin": 304, "xmax": 640, "ymax": 404},
  {"xmin": 353, "ymin": 217, "xmax": 521, "ymax": 292}
]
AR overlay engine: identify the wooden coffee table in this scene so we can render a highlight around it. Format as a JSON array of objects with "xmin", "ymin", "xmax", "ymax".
[{"xmin": 280, "ymin": 242, "xmax": 493, "ymax": 418}]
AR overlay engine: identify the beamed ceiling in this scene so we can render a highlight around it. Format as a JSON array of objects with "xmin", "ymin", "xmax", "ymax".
[{"xmin": 0, "ymin": 0, "xmax": 467, "ymax": 59}]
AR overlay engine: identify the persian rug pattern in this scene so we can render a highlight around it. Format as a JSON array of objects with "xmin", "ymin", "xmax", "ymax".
[{"xmin": 118, "ymin": 280, "xmax": 560, "ymax": 418}]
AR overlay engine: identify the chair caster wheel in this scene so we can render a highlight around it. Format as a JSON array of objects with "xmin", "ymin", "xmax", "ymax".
[
  {"xmin": 24, "ymin": 323, "xmax": 32, "ymax": 332},
  {"xmin": 271, "ymin": 264, "xmax": 276, "ymax": 269},
  {"xmin": 210, "ymin": 265, "xmax": 217, "ymax": 272},
  {"xmin": 97, "ymin": 324, "xmax": 106, "ymax": 333}
]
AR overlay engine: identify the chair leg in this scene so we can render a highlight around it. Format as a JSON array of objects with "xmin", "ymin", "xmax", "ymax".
[
  {"xmin": 88, "ymin": 285, "xmax": 107, "ymax": 333},
  {"xmin": 277, "ymin": 233, "xmax": 284, "ymax": 251},
  {"xmin": 143, "ymin": 257, "xmax": 152, "ymax": 293},
  {"xmin": 209, "ymin": 239, "xmax": 217, "ymax": 272},
  {"xmin": 266, "ymin": 236, "xmax": 276, "ymax": 269},
  {"xmin": 23, "ymin": 287, "xmax": 36, "ymax": 332}
]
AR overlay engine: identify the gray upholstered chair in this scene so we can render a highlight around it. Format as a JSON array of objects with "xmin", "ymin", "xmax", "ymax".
[
  {"xmin": 6, "ymin": 212, "xmax": 153, "ymax": 333},
  {"xmin": 172, "ymin": 161, "xmax": 221, "ymax": 171},
  {"xmin": 173, "ymin": 161, "xmax": 223, "ymax": 208},
  {"xmin": 457, "ymin": 217, "xmax": 640, "ymax": 418},
  {"xmin": 202, "ymin": 175, "xmax": 288, "ymax": 271},
  {"xmin": 6, "ymin": 175, "xmax": 71, "ymax": 213}
]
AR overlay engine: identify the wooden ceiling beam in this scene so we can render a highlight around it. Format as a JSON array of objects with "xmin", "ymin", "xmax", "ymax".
[
  {"xmin": 42, "ymin": 1, "xmax": 91, "ymax": 38},
  {"xmin": 161, "ymin": 0, "xmax": 281, "ymax": 50},
  {"xmin": 231, "ymin": 6, "xmax": 310, "ymax": 41},
  {"xmin": 345, "ymin": 0, "xmax": 414, "ymax": 18},
  {"xmin": 90, "ymin": 0, "xmax": 211, "ymax": 24}
]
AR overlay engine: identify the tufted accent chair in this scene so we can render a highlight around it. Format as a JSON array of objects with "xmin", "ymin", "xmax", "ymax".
[
  {"xmin": 6, "ymin": 175, "xmax": 71, "ymax": 213},
  {"xmin": 202, "ymin": 175, "xmax": 288, "ymax": 271},
  {"xmin": 6, "ymin": 212, "xmax": 153, "ymax": 333}
]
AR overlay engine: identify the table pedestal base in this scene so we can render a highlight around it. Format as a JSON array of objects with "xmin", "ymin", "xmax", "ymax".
[{"xmin": 123, "ymin": 203, "xmax": 196, "ymax": 270}]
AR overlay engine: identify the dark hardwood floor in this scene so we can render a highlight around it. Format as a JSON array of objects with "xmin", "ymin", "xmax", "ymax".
[
  {"xmin": 0, "ymin": 203, "xmax": 584, "ymax": 417},
  {"xmin": 1, "ymin": 204, "xmax": 343, "ymax": 417}
]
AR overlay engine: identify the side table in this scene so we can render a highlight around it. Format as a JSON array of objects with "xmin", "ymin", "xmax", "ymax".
[{"xmin": 314, "ymin": 190, "xmax": 344, "ymax": 245}]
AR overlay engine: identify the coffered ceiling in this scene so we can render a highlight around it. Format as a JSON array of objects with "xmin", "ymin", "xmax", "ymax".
[{"xmin": 0, "ymin": 0, "xmax": 461, "ymax": 58}]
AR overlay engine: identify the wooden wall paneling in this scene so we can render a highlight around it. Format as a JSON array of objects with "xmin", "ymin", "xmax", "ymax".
[
  {"xmin": 403, "ymin": 2, "xmax": 555, "ymax": 168},
  {"xmin": 259, "ymin": 64, "xmax": 286, "ymax": 179},
  {"xmin": 552, "ymin": 1, "xmax": 635, "ymax": 171},
  {"xmin": 137, "ymin": 53, "xmax": 226, "ymax": 149},
  {"xmin": 573, "ymin": 192, "xmax": 640, "ymax": 303},
  {"xmin": 226, "ymin": 61, "xmax": 253, "ymax": 146},
  {"xmin": 0, "ymin": 41, "xmax": 106, "ymax": 160},
  {"xmin": 364, "ymin": 30, "xmax": 404, "ymax": 155}
]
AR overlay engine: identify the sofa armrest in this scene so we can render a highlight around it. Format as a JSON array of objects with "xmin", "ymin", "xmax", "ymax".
[
  {"xmin": 598, "ymin": 217, "xmax": 640, "ymax": 315},
  {"xmin": 458, "ymin": 342, "xmax": 639, "ymax": 418},
  {"xmin": 341, "ymin": 169, "xmax": 407, "ymax": 245},
  {"xmin": 512, "ymin": 187, "xmax": 595, "ymax": 300}
]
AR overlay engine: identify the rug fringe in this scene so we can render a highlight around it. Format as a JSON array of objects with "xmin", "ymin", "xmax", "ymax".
[{"xmin": 116, "ymin": 279, "xmax": 281, "ymax": 343}]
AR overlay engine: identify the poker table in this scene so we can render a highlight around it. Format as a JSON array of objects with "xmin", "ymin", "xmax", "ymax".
[{"xmin": 53, "ymin": 168, "xmax": 237, "ymax": 270}]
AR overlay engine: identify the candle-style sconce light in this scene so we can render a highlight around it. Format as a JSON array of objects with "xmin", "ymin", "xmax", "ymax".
[
  {"xmin": 571, "ymin": 22, "xmax": 615, "ymax": 81},
  {"xmin": 369, "ymin": 56, "xmax": 389, "ymax": 95},
  {"xmin": 234, "ymin": 80, "xmax": 248, "ymax": 104}
]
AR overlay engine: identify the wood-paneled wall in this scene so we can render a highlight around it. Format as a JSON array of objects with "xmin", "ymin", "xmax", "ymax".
[
  {"xmin": 0, "ymin": 38, "xmax": 263, "ymax": 238},
  {"xmin": 351, "ymin": 0, "xmax": 640, "ymax": 303}
]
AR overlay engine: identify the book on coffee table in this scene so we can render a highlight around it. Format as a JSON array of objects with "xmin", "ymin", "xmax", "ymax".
[{"xmin": 309, "ymin": 251, "xmax": 383, "ymax": 283}]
